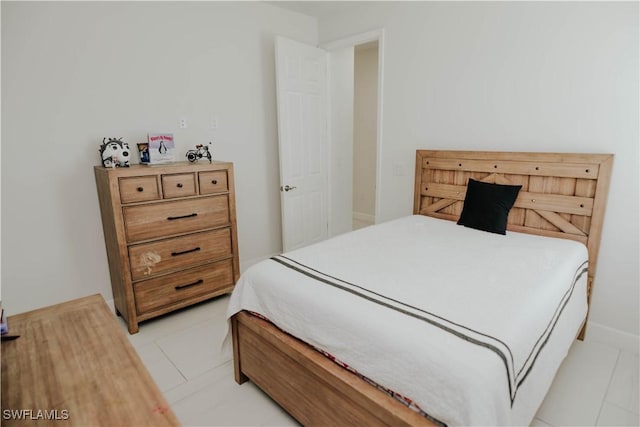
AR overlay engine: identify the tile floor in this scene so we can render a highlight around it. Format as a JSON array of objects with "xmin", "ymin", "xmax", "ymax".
[{"xmin": 114, "ymin": 296, "xmax": 639, "ymax": 427}]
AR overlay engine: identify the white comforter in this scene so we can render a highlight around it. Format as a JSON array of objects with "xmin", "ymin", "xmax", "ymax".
[{"xmin": 227, "ymin": 215, "xmax": 588, "ymax": 426}]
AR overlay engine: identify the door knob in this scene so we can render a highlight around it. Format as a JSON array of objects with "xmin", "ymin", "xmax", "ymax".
[{"xmin": 281, "ymin": 185, "xmax": 297, "ymax": 192}]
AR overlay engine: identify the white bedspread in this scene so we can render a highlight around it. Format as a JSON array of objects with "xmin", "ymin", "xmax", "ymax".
[{"xmin": 227, "ymin": 215, "xmax": 588, "ymax": 426}]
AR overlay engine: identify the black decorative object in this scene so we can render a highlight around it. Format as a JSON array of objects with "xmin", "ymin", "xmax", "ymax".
[
  {"xmin": 457, "ymin": 178, "xmax": 522, "ymax": 235},
  {"xmin": 99, "ymin": 137, "xmax": 130, "ymax": 168},
  {"xmin": 186, "ymin": 142, "xmax": 212, "ymax": 163}
]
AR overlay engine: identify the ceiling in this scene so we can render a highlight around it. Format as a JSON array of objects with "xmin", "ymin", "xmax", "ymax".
[{"xmin": 264, "ymin": 1, "xmax": 364, "ymax": 19}]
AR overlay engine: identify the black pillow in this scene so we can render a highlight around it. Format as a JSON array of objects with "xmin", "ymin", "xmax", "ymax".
[{"xmin": 457, "ymin": 178, "xmax": 522, "ymax": 235}]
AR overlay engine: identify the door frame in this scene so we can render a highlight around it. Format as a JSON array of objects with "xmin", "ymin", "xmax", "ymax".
[{"xmin": 322, "ymin": 29, "xmax": 385, "ymax": 232}]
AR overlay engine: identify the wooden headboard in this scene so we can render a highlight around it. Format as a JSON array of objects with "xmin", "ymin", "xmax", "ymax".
[{"xmin": 413, "ymin": 150, "xmax": 613, "ymax": 338}]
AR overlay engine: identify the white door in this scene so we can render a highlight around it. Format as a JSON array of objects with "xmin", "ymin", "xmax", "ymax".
[{"xmin": 275, "ymin": 36, "xmax": 328, "ymax": 252}]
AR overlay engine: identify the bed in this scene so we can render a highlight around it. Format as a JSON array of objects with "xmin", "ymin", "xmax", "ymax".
[{"xmin": 228, "ymin": 150, "xmax": 613, "ymax": 426}]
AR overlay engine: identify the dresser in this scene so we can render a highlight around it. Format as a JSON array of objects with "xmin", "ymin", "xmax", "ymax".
[{"xmin": 94, "ymin": 162, "xmax": 239, "ymax": 334}]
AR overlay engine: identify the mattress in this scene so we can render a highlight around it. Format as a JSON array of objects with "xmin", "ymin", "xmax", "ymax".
[{"xmin": 227, "ymin": 215, "xmax": 588, "ymax": 426}]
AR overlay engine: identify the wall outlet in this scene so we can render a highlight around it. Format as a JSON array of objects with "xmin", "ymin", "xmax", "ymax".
[
  {"xmin": 210, "ymin": 117, "xmax": 218, "ymax": 130},
  {"xmin": 180, "ymin": 118, "xmax": 188, "ymax": 129}
]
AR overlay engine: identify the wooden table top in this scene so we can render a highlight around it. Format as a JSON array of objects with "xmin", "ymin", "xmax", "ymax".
[{"xmin": 1, "ymin": 294, "xmax": 180, "ymax": 426}]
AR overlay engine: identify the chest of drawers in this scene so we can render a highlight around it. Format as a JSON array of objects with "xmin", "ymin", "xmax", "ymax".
[{"xmin": 94, "ymin": 162, "xmax": 239, "ymax": 333}]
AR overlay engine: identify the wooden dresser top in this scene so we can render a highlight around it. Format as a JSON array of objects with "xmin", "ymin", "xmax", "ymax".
[{"xmin": 94, "ymin": 161, "xmax": 233, "ymax": 178}]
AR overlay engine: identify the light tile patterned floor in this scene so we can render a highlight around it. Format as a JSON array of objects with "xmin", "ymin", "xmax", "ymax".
[{"xmin": 115, "ymin": 296, "xmax": 639, "ymax": 427}]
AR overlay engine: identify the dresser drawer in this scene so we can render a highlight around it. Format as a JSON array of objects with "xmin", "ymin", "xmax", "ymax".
[
  {"xmin": 124, "ymin": 195, "xmax": 230, "ymax": 243},
  {"xmin": 199, "ymin": 171, "xmax": 228, "ymax": 194},
  {"xmin": 134, "ymin": 259, "xmax": 234, "ymax": 315},
  {"xmin": 129, "ymin": 228, "xmax": 232, "ymax": 281},
  {"xmin": 119, "ymin": 176, "xmax": 160, "ymax": 204},
  {"xmin": 162, "ymin": 173, "xmax": 196, "ymax": 199}
]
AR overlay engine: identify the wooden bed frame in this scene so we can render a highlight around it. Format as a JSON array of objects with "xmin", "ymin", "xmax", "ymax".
[{"xmin": 232, "ymin": 150, "xmax": 613, "ymax": 426}]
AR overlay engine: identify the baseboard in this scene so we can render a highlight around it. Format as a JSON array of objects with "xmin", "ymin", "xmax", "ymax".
[
  {"xmin": 104, "ymin": 297, "xmax": 115, "ymax": 314},
  {"xmin": 353, "ymin": 211, "xmax": 375, "ymax": 224},
  {"xmin": 585, "ymin": 321, "xmax": 639, "ymax": 353}
]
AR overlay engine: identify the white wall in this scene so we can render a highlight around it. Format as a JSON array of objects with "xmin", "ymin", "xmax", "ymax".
[
  {"xmin": 1, "ymin": 1, "xmax": 317, "ymax": 313},
  {"xmin": 353, "ymin": 44, "xmax": 378, "ymax": 219},
  {"xmin": 3, "ymin": 1, "xmax": 638, "ymax": 342},
  {"xmin": 328, "ymin": 47, "xmax": 354, "ymax": 237},
  {"xmin": 319, "ymin": 2, "xmax": 639, "ymax": 337}
]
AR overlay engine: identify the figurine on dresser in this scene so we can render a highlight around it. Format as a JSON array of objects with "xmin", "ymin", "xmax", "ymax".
[
  {"xmin": 186, "ymin": 142, "xmax": 212, "ymax": 163},
  {"xmin": 99, "ymin": 137, "xmax": 130, "ymax": 168}
]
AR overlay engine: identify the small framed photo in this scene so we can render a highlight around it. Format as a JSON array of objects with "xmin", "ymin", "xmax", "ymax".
[{"xmin": 136, "ymin": 143, "xmax": 150, "ymax": 164}]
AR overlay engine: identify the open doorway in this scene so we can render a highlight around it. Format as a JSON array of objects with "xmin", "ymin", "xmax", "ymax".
[
  {"xmin": 325, "ymin": 30, "xmax": 383, "ymax": 237},
  {"xmin": 352, "ymin": 41, "xmax": 378, "ymax": 230}
]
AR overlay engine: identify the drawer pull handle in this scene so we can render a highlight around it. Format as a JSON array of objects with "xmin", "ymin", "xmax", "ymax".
[
  {"xmin": 211, "ymin": 180, "xmax": 218, "ymax": 184},
  {"xmin": 175, "ymin": 279, "xmax": 204, "ymax": 290},
  {"xmin": 137, "ymin": 187, "xmax": 144, "ymax": 192},
  {"xmin": 177, "ymin": 183, "xmax": 183, "ymax": 188},
  {"xmin": 171, "ymin": 247, "xmax": 201, "ymax": 257},
  {"xmin": 167, "ymin": 213, "xmax": 198, "ymax": 221}
]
